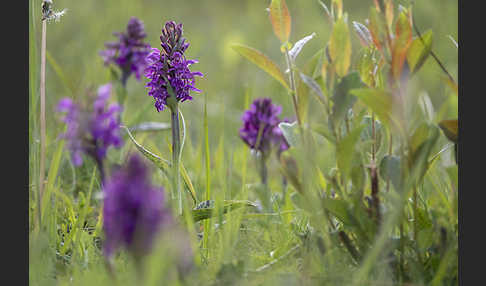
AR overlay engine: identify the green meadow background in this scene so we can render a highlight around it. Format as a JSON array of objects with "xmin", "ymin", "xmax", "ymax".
[{"xmin": 29, "ymin": 0, "xmax": 458, "ymax": 285}]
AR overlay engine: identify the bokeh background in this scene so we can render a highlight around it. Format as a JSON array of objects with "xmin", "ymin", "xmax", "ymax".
[
  {"xmin": 29, "ymin": 0, "xmax": 457, "ymax": 198},
  {"xmin": 30, "ymin": 0, "xmax": 457, "ymax": 131}
]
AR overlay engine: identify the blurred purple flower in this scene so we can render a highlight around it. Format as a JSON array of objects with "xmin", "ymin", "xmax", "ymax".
[
  {"xmin": 57, "ymin": 83, "xmax": 123, "ymax": 168},
  {"xmin": 103, "ymin": 154, "xmax": 171, "ymax": 259},
  {"xmin": 100, "ymin": 17, "xmax": 151, "ymax": 86},
  {"xmin": 144, "ymin": 21, "xmax": 203, "ymax": 112},
  {"xmin": 239, "ymin": 98, "xmax": 290, "ymax": 157}
]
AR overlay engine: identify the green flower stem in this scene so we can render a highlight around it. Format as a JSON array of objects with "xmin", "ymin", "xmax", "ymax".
[
  {"xmin": 170, "ymin": 103, "xmax": 182, "ymax": 216},
  {"xmin": 259, "ymin": 154, "xmax": 268, "ymax": 186}
]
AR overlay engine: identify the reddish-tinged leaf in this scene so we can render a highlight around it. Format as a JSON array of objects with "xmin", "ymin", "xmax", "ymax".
[
  {"xmin": 391, "ymin": 10, "xmax": 412, "ymax": 80},
  {"xmin": 232, "ymin": 44, "xmax": 290, "ymax": 90},
  {"xmin": 368, "ymin": 7, "xmax": 387, "ymax": 51},
  {"xmin": 269, "ymin": 0, "xmax": 291, "ymax": 43}
]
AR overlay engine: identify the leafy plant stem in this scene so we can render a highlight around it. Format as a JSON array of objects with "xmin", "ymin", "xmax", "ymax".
[{"xmin": 284, "ymin": 46, "xmax": 304, "ymax": 137}]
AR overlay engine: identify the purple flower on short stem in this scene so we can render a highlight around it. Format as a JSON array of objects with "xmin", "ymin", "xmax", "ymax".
[
  {"xmin": 100, "ymin": 17, "xmax": 151, "ymax": 88},
  {"xmin": 239, "ymin": 98, "xmax": 290, "ymax": 185},
  {"xmin": 103, "ymin": 154, "xmax": 171, "ymax": 274},
  {"xmin": 57, "ymin": 83, "xmax": 122, "ymax": 182},
  {"xmin": 144, "ymin": 20, "xmax": 203, "ymax": 216}
]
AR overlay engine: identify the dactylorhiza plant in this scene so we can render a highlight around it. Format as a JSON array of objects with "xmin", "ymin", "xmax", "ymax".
[
  {"xmin": 103, "ymin": 154, "xmax": 172, "ymax": 272},
  {"xmin": 100, "ymin": 17, "xmax": 151, "ymax": 88},
  {"xmin": 239, "ymin": 98, "xmax": 289, "ymax": 185},
  {"xmin": 144, "ymin": 20, "xmax": 203, "ymax": 215},
  {"xmin": 57, "ymin": 83, "xmax": 123, "ymax": 182}
]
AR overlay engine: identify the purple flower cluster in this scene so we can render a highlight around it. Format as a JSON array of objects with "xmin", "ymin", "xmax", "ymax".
[
  {"xmin": 57, "ymin": 83, "xmax": 123, "ymax": 167},
  {"xmin": 239, "ymin": 98, "xmax": 290, "ymax": 156},
  {"xmin": 144, "ymin": 21, "xmax": 203, "ymax": 112},
  {"xmin": 100, "ymin": 17, "xmax": 151, "ymax": 85},
  {"xmin": 103, "ymin": 154, "xmax": 170, "ymax": 259}
]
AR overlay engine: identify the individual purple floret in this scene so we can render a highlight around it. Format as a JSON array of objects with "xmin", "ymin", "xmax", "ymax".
[
  {"xmin": 57, "ymin": 83, "xmax": 123, "ymax": 172},
  {"xmin": 100, "ymin": 17, "xmax": 151, "ymax": 86},
  {"xmin": 144, "ymin": 21, "xmax": 203, "ymax": 112},
  {"xmin": 239, "ymin": 98, "xmax": 290, "ymax": 157},
  {"xmin": 103, "ymin": 154, "xmax": 171, "ymax": 260}
]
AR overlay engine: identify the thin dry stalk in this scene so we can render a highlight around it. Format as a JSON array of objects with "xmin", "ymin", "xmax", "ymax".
[{"xmin": 38, "ymin": 19, "xmax": 47, "ymax": 227}]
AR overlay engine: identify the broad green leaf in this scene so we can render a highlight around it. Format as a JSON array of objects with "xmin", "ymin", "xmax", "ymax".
[
  {"xmin": 438, "ymin": 119, "xmax": 458, "ymax": 143},
  {"xmin": 350, "ymin": 88, "xmax": 394, "ymax": 130},
  {"xmin": 379, "ymin": 155, "xmax": 402, "ymax": 192},
  {"xmin": 129, "ymin": 122, "xmax": 171, "ymax": 133},
  {"xmin": 278, "ymin": 121, "xmax": 299, "ymax": 147},
  {"xmin": 357, "ymin": 47, "xmax": 377, "ymax": 87},
  {"xmin": 407, "ymin": 30, "xmax": 433, "ymax": 73},
  {"xmin": 232, "ymin": 44, "xmax": 289, "ymax": 90},
  {"xmin": 331, "ymin": 72, "xmax": 363, "ymax": 125},
  {"xmin": 329, "ymin": 16, "xmax": 352, "ymax": 77},
  {"xmin": 191, "ymin": 200, "xmax": 257, "ymax": 222},
  {"xmin": 289, "ymin": 33, "xmax": 316, "ymax": 62},
  {"xmin": 337, "ymin": 125, "xmax": 365, "ymax": 177},
  {"xmin": 269, "ymin": 0, "xmax": 291, "ymax": 43},
  {"xmin": 391, "ymin": 10, "xmax": 413, "ymax": 80},
  {"xmin": 312, "ymin": 123, "xmax": 336, "ymax": 144}
]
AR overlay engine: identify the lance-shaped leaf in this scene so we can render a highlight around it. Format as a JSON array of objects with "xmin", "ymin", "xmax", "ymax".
[
  {"xmin": 331, "ymin": 72, "xmax": 363, "ymax": 125},
  {"xmin": 123, "ymin": 126, "xmax": 171, "ymax": 171},
  {"xmin": 329, "ymin": 16, "xmax": 352, "ymax": 77},
  {"xmin": 191, "ymin": 200, "xmax": 257, "ymax": 222},
  {"xmin": 289, "ymin": 33, "xmax": 316, "ymax": 62},
  {"xmin": 299, "ymin": 72, "xmax": 326, "ymax": 106},
  {"xmin": 232, "ymin": 44, "xmax": 289, "ymax": 90},
  {"xmin": 379, "ymin": 155, "xmax": 403, "ymax": 192},
  {"xmin": 438, "ymin": 119, "xmax": 458, "ymax": 143},
  {"xmin": 368, "ymin": 7, "xmax": 387, "ymax": 51},
  {"xmin": 123, "ymin": 127, "xmax": 198, "ymax": 205},
  {"xmin": 350, "ymin": 88, "xmax": 394, "ymax": 129},
  {"xmin": 278, "ymin": 121, "xmax": 299, "ymax": 147},
  {"xmin": 407, "ymin": 30, "xmax": 433, "ymax": 73},
  {"xmin": 129, "ymin": 121, "xmax": 171, "ymax": 133},
  {"xmin": 269, "ymin": 0, "xmax": 291, "ymax": 43},
  {"xmin": 391, "ymin": 10, "xmax": 413, "ymax": 80},
  {"xmin": 357, "ymin": 47, "xmax": 377, "ymax": 87}
]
